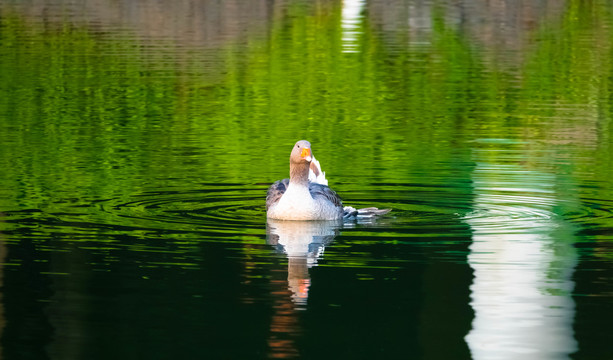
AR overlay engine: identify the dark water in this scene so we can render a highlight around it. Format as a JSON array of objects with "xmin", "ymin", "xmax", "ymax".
[{"xmin": 1, "ymin": 0, "xmax": 613, "ymax": 359}]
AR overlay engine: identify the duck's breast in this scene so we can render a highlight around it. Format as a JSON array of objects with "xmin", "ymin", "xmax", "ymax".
[{"xmin": 267, "ymin": 183, "xmax": 342, "ymax": 220}]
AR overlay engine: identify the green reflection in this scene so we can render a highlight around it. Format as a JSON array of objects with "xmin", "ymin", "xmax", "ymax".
[{"xmin": 0, "ymin": 1, "xmax": 611, "ymax": 248}]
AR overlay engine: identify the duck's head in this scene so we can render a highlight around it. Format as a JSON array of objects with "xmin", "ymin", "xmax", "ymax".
[{"xmin": 290, "ymin": 140, "xmax": 312, "ymax": 164}]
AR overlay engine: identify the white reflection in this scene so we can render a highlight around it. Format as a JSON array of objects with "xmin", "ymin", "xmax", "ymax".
[
  {"xmin": 464, "ymin": 161, "xmax": 577, "ymax": 359},
  {"xmin": 341, "ymin": 0, "xmax": 366, "ymax": 53},
  {"xmin": 266, "ymin": 219, "xmax": 341, "ymax": 307}
]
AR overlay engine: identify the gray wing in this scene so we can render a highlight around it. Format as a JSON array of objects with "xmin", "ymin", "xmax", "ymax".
[
  {"xmin": 266, "ymin": 178, "xmax": 289, "ymax": 210},
  {"xmin": 308, "ymin": 183, "xmax": 343, "ymax": 210}
]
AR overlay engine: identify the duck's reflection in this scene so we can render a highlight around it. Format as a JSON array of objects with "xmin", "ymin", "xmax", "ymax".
[
  {"xmin": 266, "ymin": 219, "xmax": 342, "ymax": 307},
  {"xmin": 264, "ymin": 220, "xmax": 341, "ymax": 358},
  {"xmin": 464, "ymin": 158, "xmax": 578, "ymax": 359}
]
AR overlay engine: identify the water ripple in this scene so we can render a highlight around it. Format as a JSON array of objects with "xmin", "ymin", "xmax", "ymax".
[
  {"xmin": 3, "ymin": 181, "xmax": 612, "ymax": 244},
  {"xmin": 95, "ymin": 185, "xmax": 267, "ymax": 232}
]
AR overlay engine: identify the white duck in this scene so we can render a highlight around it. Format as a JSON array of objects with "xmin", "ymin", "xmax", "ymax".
[{"xmin": 266, "ymin": 140, "xmax": 390, "ymax": 221}]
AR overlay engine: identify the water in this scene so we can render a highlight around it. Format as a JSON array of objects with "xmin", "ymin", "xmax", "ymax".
[{"xmin": 1, "ymin": 0, "xmax": 613, "ymax": 359}]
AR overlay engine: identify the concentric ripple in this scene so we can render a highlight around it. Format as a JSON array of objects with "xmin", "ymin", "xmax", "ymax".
[
  {"xmin": 3, "ymin": 179, "xmax": 612, "ymax": 246},
  {"xmin": 97, "ymin": 184, "xmax": 267, "ymax": 230},
  {"xmin": 0, "ymin": 184, "xmax": 269, "ymax": 244},
  {"xmin": 461, "ymin": 163, "xmax": 613, "ymax": 235}
]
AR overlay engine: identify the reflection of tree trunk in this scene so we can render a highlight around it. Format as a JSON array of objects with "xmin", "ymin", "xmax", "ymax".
[
  {"xmin": 464, "ymin": 162, "xmax": 578, "ymax": 359},
  {"xmin": 267, "ymin": 268, "xmax": 300, "ymax": 359}
]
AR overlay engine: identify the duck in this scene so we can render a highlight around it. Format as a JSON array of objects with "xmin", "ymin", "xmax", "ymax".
[{"xmin": 266, "ymin": 140, "xmax": 391, "ymax": 221}]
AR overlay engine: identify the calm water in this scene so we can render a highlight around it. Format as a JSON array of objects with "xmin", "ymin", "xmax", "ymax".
[{"xmin": 1, "ymin": 0, "xmax": 613, "ymax": 359}]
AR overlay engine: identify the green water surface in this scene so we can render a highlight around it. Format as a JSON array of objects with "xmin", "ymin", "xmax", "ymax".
[{"xmin": 1, "ymin": 1, "xmax": 612, "ymax": 359}]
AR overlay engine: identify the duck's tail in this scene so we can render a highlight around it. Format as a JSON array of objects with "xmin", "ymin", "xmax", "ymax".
[
  {"xmin": 343, "ymin": 206, "xmax": 391, "ymax": 220},
  {"xmin": 308, "ymin": 156, "xmax": 328, "ymax": 185}
]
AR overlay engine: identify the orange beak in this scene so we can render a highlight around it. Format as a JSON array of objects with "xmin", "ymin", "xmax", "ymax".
[{"xmin": 300, "ymin": 147, "xmax": 312, "ymax": 161}]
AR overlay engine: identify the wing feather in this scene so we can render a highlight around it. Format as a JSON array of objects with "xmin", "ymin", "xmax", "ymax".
[
  {"xmin": 266, "ymin": 178, "xmax": 289, "ymax": 210},
  {"xmin": 308, "ymin": 183, "xmax": 343, "ymax": 210}
]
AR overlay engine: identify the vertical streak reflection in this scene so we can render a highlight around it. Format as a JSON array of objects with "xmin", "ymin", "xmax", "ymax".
[
  {"xmin": 341, "ymin": 0, "xmax": 366, "ymax": 53},
  {"xmin": 464, "ymin": 158, "xmax": 578, "ymax": 359}
]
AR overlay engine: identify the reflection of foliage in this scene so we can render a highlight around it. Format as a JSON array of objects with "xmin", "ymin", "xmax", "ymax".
[{"xmin": 0, "ymin": 1, "xmax": 611, "ymax": 219}]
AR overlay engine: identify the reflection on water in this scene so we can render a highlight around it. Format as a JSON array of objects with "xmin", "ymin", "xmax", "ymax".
[
  {"xmin": 464, "ymin": 150, "xmax": 578, "ymax": 359},
  {"xmin": 264, "ymin": 220, "xmax": 341, "ymax": 358},
  {"xmin": 1, "ymin": 0, "xmax": 613, "ymax": 358},
  {"xmin": 266, "ymin": 219, "xmax": 342, "ymax": 358},
  {"xmin": 341, "ymin": 0, "xmax": 366, "ymax": 53},
  {"xmin": 266, "ymin": 220, "xmax": 341, "ymax": 308}
]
